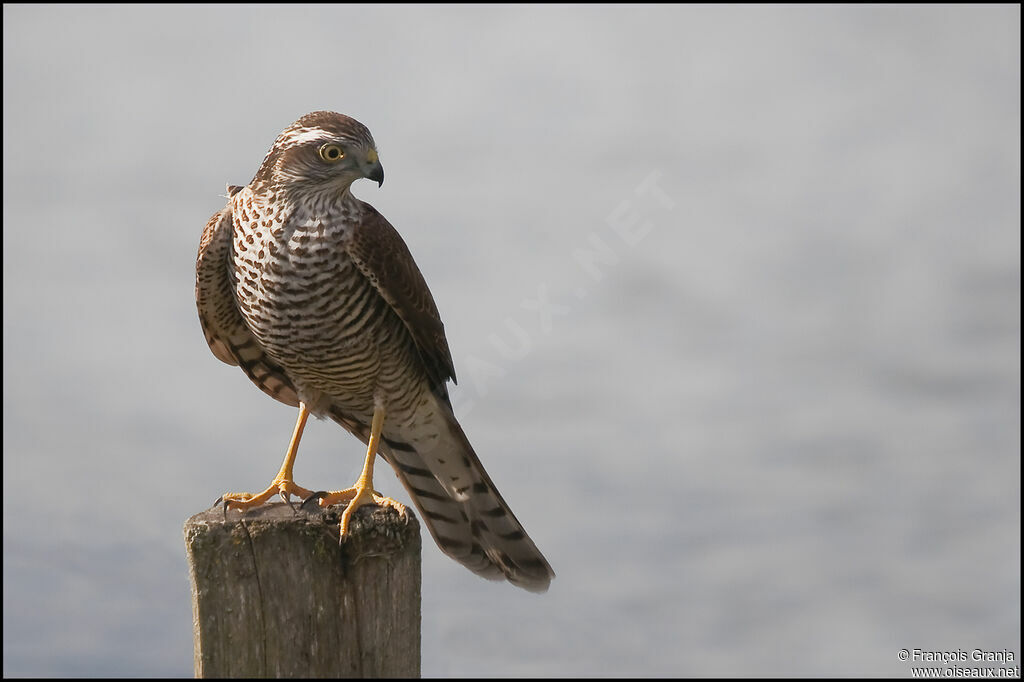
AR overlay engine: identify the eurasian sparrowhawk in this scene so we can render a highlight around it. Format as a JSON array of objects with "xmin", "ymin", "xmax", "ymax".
[{"xmin": 195, "ymin": 111, "xmax": 554, "ymax": 591}]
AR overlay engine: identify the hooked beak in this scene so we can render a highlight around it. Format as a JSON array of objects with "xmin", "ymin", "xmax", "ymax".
[
  {"xmin": 366, "ymin": 161, "xmax": 384, "ymax": 187},
  {"xmin": 364, "ymin": 149, "xmax": 384, "ymax": 187}
]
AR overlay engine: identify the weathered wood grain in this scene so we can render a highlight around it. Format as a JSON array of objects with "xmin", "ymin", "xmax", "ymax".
[{"xmin": 184, "ymin": 501, "xmax": 420, "ymax": 678}]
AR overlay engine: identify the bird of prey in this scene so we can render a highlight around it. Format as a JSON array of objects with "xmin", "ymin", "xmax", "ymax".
[{"xmin": 195, "ymin": 111, "xmax": 554, "ymax": 592}]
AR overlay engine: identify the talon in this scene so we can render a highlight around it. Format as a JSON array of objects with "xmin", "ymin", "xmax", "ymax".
[
  {"xmin": 214, "ymin": 495, "xmax": 234, "ymax": 518},
  {"xmin": 301, "ymin": 491, "xmax": 328, "ymax": 512}
]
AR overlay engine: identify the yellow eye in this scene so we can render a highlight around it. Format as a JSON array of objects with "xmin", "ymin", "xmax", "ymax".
[{"xmin": 318, "ymin": 144, "xmax": 345, "ymax": 163}]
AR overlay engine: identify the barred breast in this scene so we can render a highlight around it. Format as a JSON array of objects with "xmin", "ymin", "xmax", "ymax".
[{"xmin": 228, "ymin": 187, "xmax": 428, "ymax": 424}]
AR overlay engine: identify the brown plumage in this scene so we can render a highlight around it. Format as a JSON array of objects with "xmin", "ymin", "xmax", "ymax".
[{"xmin": 195, "ymin": 111, "xmax": 554, "ymax": 591}]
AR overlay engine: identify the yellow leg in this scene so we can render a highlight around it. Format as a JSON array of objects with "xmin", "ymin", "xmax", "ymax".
[
  {"xmin": 315, "ymin": 403, "xmax": 403, "ymax": 537},
  {"xmin": 219, "ymin": 402, "xmax": 316, "ymax": 510}
]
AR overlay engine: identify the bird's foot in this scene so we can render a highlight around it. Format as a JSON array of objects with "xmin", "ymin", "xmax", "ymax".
[
  {"xmin": 216, "ymin": 478, "xmax": 316, "ymax": 513},
  {"xmin": 302, "ymin": 487, "xmax": 405, "ymax": 538}
]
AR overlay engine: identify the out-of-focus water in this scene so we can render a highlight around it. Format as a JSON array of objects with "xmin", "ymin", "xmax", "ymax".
[{"xmin": 3, "ymin": 5, "xmax": 1019, "ymax": 677}]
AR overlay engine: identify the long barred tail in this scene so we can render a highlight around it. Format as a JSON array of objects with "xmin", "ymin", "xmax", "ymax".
[{"xmin": 329, "ymin": 403, "xmax": 555, "ymax": 592}]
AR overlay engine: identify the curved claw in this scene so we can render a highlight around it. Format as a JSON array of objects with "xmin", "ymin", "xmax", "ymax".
[
  {"xmin": 301, "ymin": 491, "xmax": 329, "ymax": 513},
  {"xmin": 212, "ymin": 496, "xmax": 230, "ymax": 518},
  {"xmin": 280, "ymin": 489, "xmax": 299, "ymax": 513}
]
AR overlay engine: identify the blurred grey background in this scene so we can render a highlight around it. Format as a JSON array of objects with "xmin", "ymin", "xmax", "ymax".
[{"xmin": 3, "ymin": 4, "xmax": 1020, "ymax": 677}]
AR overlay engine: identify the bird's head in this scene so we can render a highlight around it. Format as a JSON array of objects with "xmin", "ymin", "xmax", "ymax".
[{"xmin": 252, "ymin": 111, "xmax": 384, "ymax": 194}]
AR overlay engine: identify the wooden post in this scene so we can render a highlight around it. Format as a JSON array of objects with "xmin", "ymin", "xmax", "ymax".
[{"xmin": 184, "ymin": 501, "xmax": 421, "ymax": 678}]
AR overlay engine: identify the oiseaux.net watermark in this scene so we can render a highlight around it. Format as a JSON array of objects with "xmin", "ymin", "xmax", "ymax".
[
  {"xmin": 449, "ymin": 169, "xmax": 675, "ymax": 418},
  {"xmin": 900, "ymin": 649, "xmax": 1019, "ymax": 678}
]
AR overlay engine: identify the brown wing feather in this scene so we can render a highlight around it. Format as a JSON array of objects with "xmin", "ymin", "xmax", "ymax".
[
  {"xmin": 345, "ymin": 202, "xmax": 458, "ymax": 396},
  {"xmin": 195, "ymin": 199, "xmax": 300, "ymax": 408}
]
